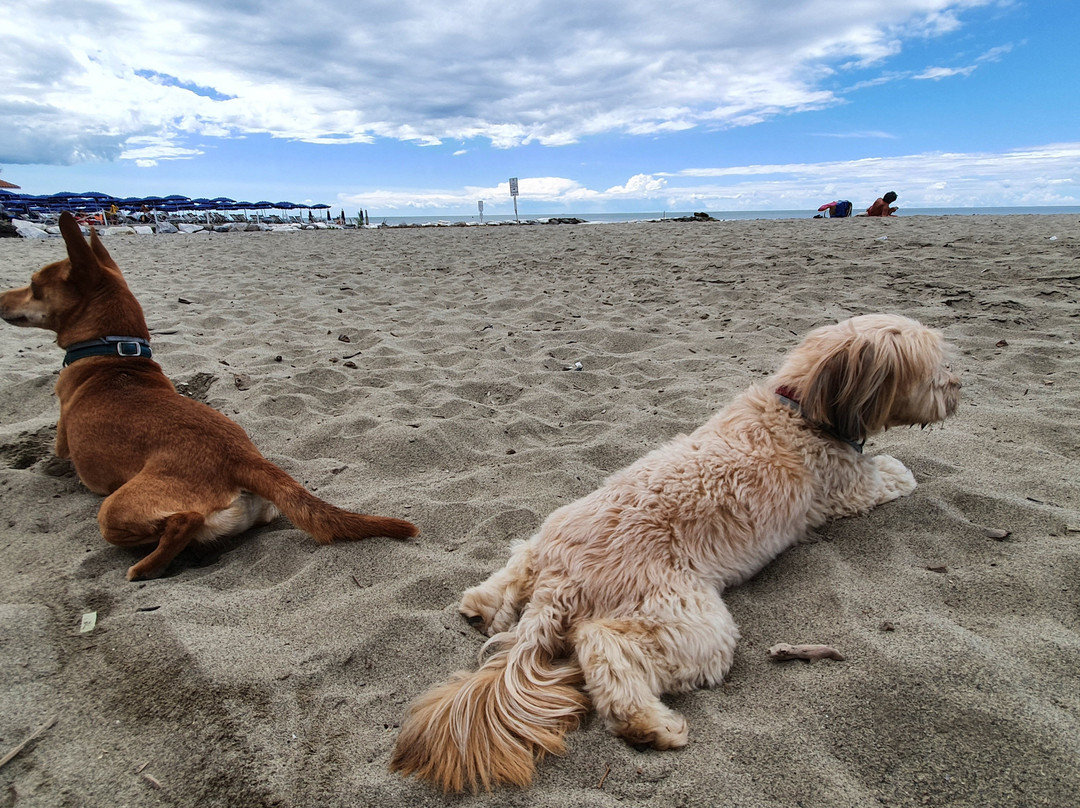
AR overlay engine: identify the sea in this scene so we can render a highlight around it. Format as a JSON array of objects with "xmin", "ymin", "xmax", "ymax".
[{"xmin": 366, "ymin": 206, "xmax": 1080, "ymax": 227}]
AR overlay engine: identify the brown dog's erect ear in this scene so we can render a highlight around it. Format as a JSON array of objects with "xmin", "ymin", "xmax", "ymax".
[
  {"xmin": 800, "ymin": 336, "xmax": 901, "ymax": 441},
  {"xmin": 58, "ymin": 212, "xmax": 99, "ymax": 277},
  {"xmin": 89, "ymin": 227, "xmax": 119, "ymax": 269},
  {"xmin": 57, "ymin": 211, "xmax": 120, "ymax": 279}
]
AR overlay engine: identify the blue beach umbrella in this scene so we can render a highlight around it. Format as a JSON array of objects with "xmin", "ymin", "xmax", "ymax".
[
  {"xmin": 188, "ymin": 197, "xmax": 216, "ymax": 222},
  {"xmin": 161, "ymin": 195, "xmax": 193, "ymax": 210},
  {"xmin": 80, "ymin": 191, "xmax": 120, "ymax": 211},
  {"xmin": 0, "ymin": 190, "xmax": 33, "ymax": 215},
  {"xmin": 272, "ymin": 201, "xmax": 298, "ymax": 222},
  {"xmin": 45, "ymin": 192, "xmax": 82, "ymax": 213}
]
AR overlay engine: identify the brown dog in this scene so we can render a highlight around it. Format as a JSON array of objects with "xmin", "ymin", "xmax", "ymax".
[{"xmin": 0, "ymin": 212, "xmax": 417, "ymax": 580}]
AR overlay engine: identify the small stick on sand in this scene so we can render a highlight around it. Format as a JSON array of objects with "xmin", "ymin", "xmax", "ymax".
[
  {"xmin": 597, "ymin": 764, "xmax": 611, "ymax": 789},
  {"xmin": 142, "ymin": 773, "xmax": 163, "ymax": 789},
  {"xmin": 0, "ymin": 715, "xmax": 58, "ymax": 770},
  {"xmin": 768, "ymin": 643, "xmax": 845, "ymax": 662}
]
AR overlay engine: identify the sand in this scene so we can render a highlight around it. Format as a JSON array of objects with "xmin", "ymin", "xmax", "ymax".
[{"xmin": 1, "ymin": 214, "xmax": 1078, "ymax": 807}]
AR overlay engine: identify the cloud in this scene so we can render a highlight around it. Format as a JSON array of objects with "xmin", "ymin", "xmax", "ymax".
[
  {"xmin": 338, "ymin": 143, "xmax": 1080, "ymax": 211},
  {"xmin": 914, "ymin": 65, "xmax": 978, "ymax": 79},
  {"xmin": 120, "ymin": 136, "xmax": 204, "ymax": 162},
  {"xmin": 2, "ymin": 0, "xmax": 999, "ymax": 166},
  {"xmin": 913, "ymin": 42, "xmax": 1013, "ymax": 80},
  {"xmin": 605, "ymin": 174, "xmax": 668, "ymax": 195},
  {"xmin": 665, "ymin": 144, "xmax": 1080, "ymax": 206},
  {"xmin": 976, "ymin": 43, "xmax": 1014, "ymax": 63},
  {"xmin": 670, "ymin": 144, "xmax": 1080, "ymax": 208},
  {"xmin": 812, "ymin": 130, "xmax": 898, "ymax": 139}
]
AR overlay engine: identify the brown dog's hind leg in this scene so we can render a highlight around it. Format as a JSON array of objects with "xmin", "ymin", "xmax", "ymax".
[
  {"xmin": 123, "ymin": 511, "xmax": 205, "ymax": 580},
  {"xmin": 96, "ymin": 475, "xmax": 228, "ymax": 580}
]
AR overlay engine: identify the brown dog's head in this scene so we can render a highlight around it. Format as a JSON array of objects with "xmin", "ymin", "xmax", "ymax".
[
  {"xmin": 0, "ymin": 212, "xmax": 149, "ymax": 346},
  {"xmin": 773, "ymin": 314, "xmax": 960, "ymax": 442}
]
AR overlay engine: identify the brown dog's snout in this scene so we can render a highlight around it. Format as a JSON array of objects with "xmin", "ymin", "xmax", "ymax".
[
  {"xmin": 0, "ymin": 287, "xmax": 24, "ymax": 320},
  {"xmin": 0, "ymin": 286, "xmax": 38, "ymax": 327}
]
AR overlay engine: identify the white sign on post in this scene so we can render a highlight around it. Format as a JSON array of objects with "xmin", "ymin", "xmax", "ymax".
[{"xmin": 509, "ymin": 178, "xmax": 519, "ymax": 221}]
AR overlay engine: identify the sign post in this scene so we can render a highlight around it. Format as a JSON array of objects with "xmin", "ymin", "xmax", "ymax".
[
  {"xmin": 478, "ymin": 200, "xmax": 484, "ymax": 224},
  {"xmin": 509, "ymin": 177, "xmax": 519, "ymax": 222}
]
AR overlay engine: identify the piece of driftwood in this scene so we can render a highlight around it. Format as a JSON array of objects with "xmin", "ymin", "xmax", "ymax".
[{"xmin": 767, "ymin": 643, "xmax": 845, "ymax": 662}]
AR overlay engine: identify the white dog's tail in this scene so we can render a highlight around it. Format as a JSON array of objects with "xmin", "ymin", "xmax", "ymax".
[{"xmin": 391, "ymin": 605, "xmax": 587, "ymax": 792}]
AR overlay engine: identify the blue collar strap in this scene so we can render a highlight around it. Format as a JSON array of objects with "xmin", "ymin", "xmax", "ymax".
[{"xmin": 63, "ymin": 336, "xmax": 153, "ymax": 367}]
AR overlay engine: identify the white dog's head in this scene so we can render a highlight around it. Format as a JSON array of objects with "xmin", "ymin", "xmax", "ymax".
[{"xmin": 772, "ymin": 314, "xmax": 960, "ymax": 443}]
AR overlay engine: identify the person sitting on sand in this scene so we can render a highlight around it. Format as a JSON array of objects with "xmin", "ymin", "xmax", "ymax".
[{"xmin": 866, "ymin": 191, "xmax": 898, "ymax": 217}]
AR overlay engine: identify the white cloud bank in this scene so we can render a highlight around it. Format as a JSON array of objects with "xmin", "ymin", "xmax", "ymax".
[
  {"xmin": 2, "ymin": 0, "xmax": 998, "ymax": 165},
  {"xmin": 338, "ymin": 143, "xmax": 1080, "ymax": 212}
]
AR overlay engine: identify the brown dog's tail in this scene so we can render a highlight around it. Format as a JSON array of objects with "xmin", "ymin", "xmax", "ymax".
[
  {"xmin": 235, "ymin": 458, "xmax": 417, "ymax": 542},
  {"xmin": 391, "ymin": 607, "xmax": 587, "ymax": 792}
]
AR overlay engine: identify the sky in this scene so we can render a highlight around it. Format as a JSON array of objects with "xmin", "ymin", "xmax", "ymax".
[{"xmin": 2, "ymin": 0, "xmax": 1078, "ymax": 215}]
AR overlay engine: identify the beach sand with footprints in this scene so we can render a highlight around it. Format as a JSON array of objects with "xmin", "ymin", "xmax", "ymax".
[{"xmin": 1, "ymin": 215, "xmax": 1078, "ymax": 806}]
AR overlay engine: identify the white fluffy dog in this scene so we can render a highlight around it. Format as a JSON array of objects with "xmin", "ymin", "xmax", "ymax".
[{"xmin": 391, "ymin": 314, "xmax": 960, "ymax": 792}]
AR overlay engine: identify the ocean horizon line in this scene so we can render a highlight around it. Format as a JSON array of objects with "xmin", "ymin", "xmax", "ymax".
[{"xmin": 366, "ymin": 205, "xmax": 1080, "ymax": 226}]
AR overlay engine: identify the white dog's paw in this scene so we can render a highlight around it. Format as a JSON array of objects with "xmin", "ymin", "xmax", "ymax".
[
  {"xmin": 615, "ymin": 706, "xmax": 689, "ymax": 751},
  {"xmin": 460, "ymin": 586, "xmax": 499, "ymax": 635},
  {"xmin": 874, "ymin": 454, "xmax": 917, "ymax": 501},
  {"xmin": 460, "ymin": 586, "xmax": 520, "ymax": 636},
  {"xmin": 651, "ymin": 709, "xmax": 689, "ymax": 750}
]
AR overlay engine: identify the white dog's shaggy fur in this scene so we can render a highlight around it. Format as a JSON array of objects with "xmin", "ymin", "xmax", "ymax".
[{"xmin": 391, "ymin": 314, "xmax": 961, "ymax": 792}]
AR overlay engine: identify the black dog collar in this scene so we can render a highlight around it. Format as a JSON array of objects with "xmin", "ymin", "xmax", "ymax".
[
  {"xmin": 63, "ymin": 336, "xmax": 153, "ymax": 367},
  {"xmin": 775, "ymin": 386, "xmax": 864, "ymax": 454}
]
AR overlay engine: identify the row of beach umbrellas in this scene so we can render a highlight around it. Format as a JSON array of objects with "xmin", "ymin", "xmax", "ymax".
[{"xmin": 0, "ymin": 190, "xmax": 332, "ymax": 218}]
